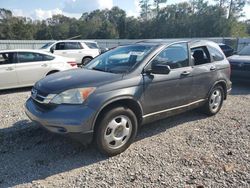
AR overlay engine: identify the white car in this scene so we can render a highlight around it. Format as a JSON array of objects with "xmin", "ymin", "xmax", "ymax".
[
  {"xmin": 0, "ymin": 49, "xmax": 77, "ymax": 90},
  {"xmin": 40, "ymin": 40, "xmax": 100, "ymax": 66}
]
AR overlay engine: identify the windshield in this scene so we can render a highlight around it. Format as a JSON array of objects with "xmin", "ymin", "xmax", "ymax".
[
  {"xmin": 238, "ymin": 46, "xmax": 250, "ymax": 56},
  {"xmin": 85, "ymin": 44, "xmax": 156, "ymax": 74},
  {"xmin": 40, "ymin": 42, "xmax": 54, "ymax": 49}
]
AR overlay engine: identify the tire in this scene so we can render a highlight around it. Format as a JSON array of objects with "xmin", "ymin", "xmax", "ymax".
[
  {"xmin": 95, "ymin": 106, "xmax": 138, "ymax": 156},
  {"xmin": 81, "ymin": 57, "xmax": 92, "ymax": 67},
  {"xmin": 202, "ymin": 85, "xmax": 224, "ymax": 116}
]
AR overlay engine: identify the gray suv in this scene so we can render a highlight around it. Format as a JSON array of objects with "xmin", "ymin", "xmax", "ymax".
[{"xmin": 25, "ymin": 40, "xmax": 232, "ymax": 156}]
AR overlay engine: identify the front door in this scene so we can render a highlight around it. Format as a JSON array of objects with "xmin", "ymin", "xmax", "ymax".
[
  {"xmin": 142, "ymin": 42, "xmax": 194, "ymax": 116},
  {"xmin": 0, "ymin": 52, "xmax": 18, "ymax": 89}
]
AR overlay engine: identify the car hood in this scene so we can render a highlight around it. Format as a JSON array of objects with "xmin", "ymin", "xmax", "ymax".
[
  {"xmin": 35, "ymin": 69, "xmax": 123, "ymax": 94},
  {"xmin": 228, "ymin": 55, "xmax": 250, "ymax": 63}
]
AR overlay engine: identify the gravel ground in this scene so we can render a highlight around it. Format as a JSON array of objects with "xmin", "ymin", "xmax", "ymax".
[{"xmin": 0, "ymin": 83, "xmax": 249, "ymax": 188}]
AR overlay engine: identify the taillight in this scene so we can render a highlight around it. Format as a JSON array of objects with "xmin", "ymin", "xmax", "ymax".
[{"xmin": 67, "ymin": 61, "xmax": 77, "ymax": 67}]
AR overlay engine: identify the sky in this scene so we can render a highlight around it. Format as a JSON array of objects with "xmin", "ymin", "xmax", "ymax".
[{"xmin": 0, "ymin": 0, "xmax": 250, "ymax": 20}]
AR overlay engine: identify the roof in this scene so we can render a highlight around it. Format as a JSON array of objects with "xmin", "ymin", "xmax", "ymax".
[
  {"xmin": 53, "ymin": 40, "xmax": 97, "ymax": 43},
  {"xmin": 0, "ymin": 49, "xmax": 55, "ymax": 56},
  {"xmin": 136, "ymin": 39, "xmax": 218, "ymax": 48}
]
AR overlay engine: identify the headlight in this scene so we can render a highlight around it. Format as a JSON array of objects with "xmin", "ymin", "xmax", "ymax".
[{"xmin": 50, "ymin": 87, "xmax": 96, "ymax": 104}]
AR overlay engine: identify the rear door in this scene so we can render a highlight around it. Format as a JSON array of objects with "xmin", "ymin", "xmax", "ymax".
[
  {"xmin": 15, "ymin": 52, "xmax": 51, "ymax": 86},
  {"xmin": 0, "ymin": 52, "xmax": 18, "ymax": 89},
  {"xmin": 142, "ymin": 42, "xmax": 194, "ymax": 115},
  {"xmin": 191, "ymin": 45, "xmax": 221, "ymax": 100}
]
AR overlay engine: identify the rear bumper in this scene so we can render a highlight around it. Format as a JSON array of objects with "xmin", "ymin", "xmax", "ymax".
[{"xmin": 25, "ymin": 97, "xmax": 96, "ymax": 144}]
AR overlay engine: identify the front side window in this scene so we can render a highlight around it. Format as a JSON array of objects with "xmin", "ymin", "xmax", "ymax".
[
  {"xmin": 191, "ymin": 46, "xmax": 211, "ymax": 65},
  {"xmin": 40, "ymin": 42, "xmax": 54, "ymax": 49},
  {"xmin": 18, "ymin": 52, "xmax": 52, "ymax": 63},
  {"xmin": 208, "ymin": 46, "xmax": 224, "ymax": 61},
  {"xmin": 55, "ymin": 42, "xmax": 65, "ymax": 50},
  {"xmin": 0, "ymin": 53, "xmax": 15, "ymax": 65},
  {"xmin": 151, "ymin": 43, "xmax": 189, "ymax": 69},
  {"xmin": 86, "ymin": 44, "xmax": 155, "ymax": 74}
]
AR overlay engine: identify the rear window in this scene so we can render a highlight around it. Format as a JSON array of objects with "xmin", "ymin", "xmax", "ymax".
[{"xmin": 85, "ymin": 42, "xmax": 99, "ymax": 49}]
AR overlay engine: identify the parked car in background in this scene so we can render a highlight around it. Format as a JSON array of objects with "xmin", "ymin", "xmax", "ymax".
[
  {"xmin": 228, "ymin": 45, "xmax": 250, "ymax": 81},
  {"xmin": 40, "ymin": 40, "xmax": 100, "ymax": 67},
  {"xmin": 25, "ymin": 40, "xmax": 231, "ymax": 156},
  {"xmin": 218, "ymin": 43, "xmax": 234, "ymax": 57},
  {"xmin": 0, "ymin": 50, "xmax": 77, "ymax": 90}
]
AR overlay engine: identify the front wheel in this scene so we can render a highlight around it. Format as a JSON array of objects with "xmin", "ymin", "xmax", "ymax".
[
  {"xmin": 202, "ymin": 85, "xmax": 224, "ymax": 116},
  {"xmin": 95, "ymin": 107, "xmax": 138, "ymax": 156}
]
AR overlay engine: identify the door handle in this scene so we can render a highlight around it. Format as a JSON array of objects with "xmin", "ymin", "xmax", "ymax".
[
  {"xmin": 181, "ymin": 71, "xmax": 191, "ymax": 76},
  {"xmin": 6, "ymin": 67, "xmax": 14, "ymax": 71},
  {"xmin": 62, "ymin": 52, "xmax": 67, "ymax": 54},
  {"xmin": 41, "ymin": 64, "xmax": 48, "ymax": 67},
  {"xmin": 210, "ymin": 66, "xmax": 216, "ymax": 71}
]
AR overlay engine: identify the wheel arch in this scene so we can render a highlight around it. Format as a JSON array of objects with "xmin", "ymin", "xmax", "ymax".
[
  {"xmin": 93, "ymin": 97, "xmax": 143, "ymax": 132},
  {"xmin": 208, "ymin": 80, "xmax": 228, "ymax": 100},
  {"xmin": 46, "ymin": 70, "xmax": 59, "ymax": 76}
]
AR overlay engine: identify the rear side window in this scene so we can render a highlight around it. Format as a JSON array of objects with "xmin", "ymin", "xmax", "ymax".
[
  {"xmin": 191, "ymin": 46, "xmax": 211, "ymax": 65},
  {"xmin": 0, "ymin": 53, "xmax": 16, "ymax": 65},
  {"xmin": 18, "ymin": 52, "xmax": 54, "ymax": 63},
  {"xmin": 43, "ymin": 55, "xmax": 55, "ymax": 61},
  {"xmin": 152, "ymin": 43, "xmax": 189, "ymax": 69},
  {"xmin": 208, "ymin": 46, "xmax": 224, "ymax": 61},
  {"xmin": 85, "ymin": 42, "xmax": 99, "ymax": 49}
]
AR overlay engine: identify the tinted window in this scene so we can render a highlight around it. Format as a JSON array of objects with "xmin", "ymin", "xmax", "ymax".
[
  {"xmin": 40, "ymin": 42, "xmax": 54, "ymax": 49},
  {"xmin": 86, "ymin": 45, "xmax": 155, "ymax": 74},
  {"xmin": 18, "ymin": 52, "xmax": 54, "ymax": 63},
  {"xmin": 55, "ymin": 42, "xmax": 65, "ymax": 50},
  {"xmin": 152, "ymin": 43, "xmax": 189, "ymax": 69},
  {"xmin": 65, "ymin": 42, "xmax": 82, "ymax": 50},
  {"xmin": 191, "ymin": 46, "xmax": 211, "ymax": 65},
  {"xmin": 219, "ymin": 44, "xmax": 232, "ymax": 50},
  {"xmin": 238, "ymin": 46, "xmax": 250, "ymax": 56},
  {"xmin": 0, "ymin": 53, "xmax": 15, "ymax": 65},
  {"xmin": 208, "ymin": 46, "xmax": 224, "ymax": 61},
  {"xmin": 85, "ymin": 42, "xmax": 99, "ymax": 49}
]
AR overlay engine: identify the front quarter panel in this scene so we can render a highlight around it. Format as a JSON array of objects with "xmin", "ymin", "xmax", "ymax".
[{"xmin": 85, "ymin": 75, "xmax": 144, "ymax": 129}]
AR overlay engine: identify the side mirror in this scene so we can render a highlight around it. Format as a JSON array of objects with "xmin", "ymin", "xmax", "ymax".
[
  {"xmin": 151, "ymin": 64, "xmax": 171, "ymax": 74},
  {"xmin": 50, "ymin": 47, "xmax": 54, "ymax": 54}
]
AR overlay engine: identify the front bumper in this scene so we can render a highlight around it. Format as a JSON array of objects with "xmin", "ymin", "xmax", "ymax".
[{"xmin": 25, "ymin": 97, "xmax": 96, "ymax": 143}]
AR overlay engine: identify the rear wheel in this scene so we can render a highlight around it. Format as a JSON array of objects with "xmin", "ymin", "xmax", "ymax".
[
  {"xmin": 95, "ymin": 106, "xmax": 138, "ymax": 156},
  {"xmin": 81, "ymin": 57, "xmax": 92, "ymax": 67},
  {"xmin": 202, "ymin": 85, "xmax": 224, "ymax": 116}
]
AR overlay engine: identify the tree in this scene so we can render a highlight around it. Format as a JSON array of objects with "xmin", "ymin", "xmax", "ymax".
[
  {"xmin": 154, "ymin": 0, "xmax": 167, "ymax": 18},
  {"xmin": 139, "ymin": 0, "xmax": 151, "ymax": 20}
]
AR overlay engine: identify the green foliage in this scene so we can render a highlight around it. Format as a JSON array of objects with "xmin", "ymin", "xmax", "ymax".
[{"xmin": 0, "ymin": 1, "xmax": 249, "ymax": 40}]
